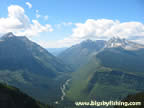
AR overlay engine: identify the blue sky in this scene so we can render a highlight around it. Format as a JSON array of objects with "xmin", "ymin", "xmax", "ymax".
[{"xmin": 0, "ymin": 0, "xmax": 144, "ymax": 48}]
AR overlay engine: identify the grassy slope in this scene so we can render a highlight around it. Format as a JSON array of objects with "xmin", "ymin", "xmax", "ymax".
[
  {"xmin": 96, "ymin": 47, "xmax": 144, "ymax": 74},
  {"xmin": 66, "ymin": 48, "xmax": 144, "ymax": 102},
  {"xmin": 66, "ymin": 58, "xmax": 102, "ymax": 101}
]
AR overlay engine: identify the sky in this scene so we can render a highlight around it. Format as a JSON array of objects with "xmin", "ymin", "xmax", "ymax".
[{"xmin": 0, "ymin": 0, "xmax": 144, "ymax": 48}]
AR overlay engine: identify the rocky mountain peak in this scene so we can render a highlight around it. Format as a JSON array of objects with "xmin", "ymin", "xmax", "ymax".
[
  {"xmin": 106, "ymin": 37, "xmax": 129, "ymax": 48},
  {"xmin": 105, "ymin": 36, "xmax": 144, "ymax": 50},
  {"xmin": 1, "ymin": 32, "xmax": 15, "ymax": 40}
]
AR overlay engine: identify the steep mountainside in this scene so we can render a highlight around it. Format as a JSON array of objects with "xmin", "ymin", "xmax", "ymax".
[
  {"xmin": 0, "ymin": 32, "xmax": 71, "ymax": 103},
  {"xmin": 66, "ymin": 37, "xmax": 144, "ymax": 102},
  {"xmin": 115, "ymin": 92, "xmax": 144, "ymax": 108},
  {"xmin": 0, "ymin": 83, "xmax": 53, "ymax": 108},
  {"xmin": 58, "ymin": 40, "xmax": 106, "ymax": 70}
]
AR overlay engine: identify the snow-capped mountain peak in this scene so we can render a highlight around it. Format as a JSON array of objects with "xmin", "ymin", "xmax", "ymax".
[
  {"xmin": 105, "ymin": 37, "xmax": 144, "ymax": 50},
  {"xmin": 2, "ymin": 32, "xmax": 14, "ymax": 38},
  {"xmin": 106, "ymin": 37, "xmax": 129, "ymax": 48}
]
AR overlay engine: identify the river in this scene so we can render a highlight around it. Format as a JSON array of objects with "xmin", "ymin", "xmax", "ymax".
[{"xmin": 55, "ymin": 79, "xmax": 71, "ymax": 104}]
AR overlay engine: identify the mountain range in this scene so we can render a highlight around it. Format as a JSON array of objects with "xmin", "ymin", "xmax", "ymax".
[
  {"xmin": 64, "ymin": 37, "xmax": 144, "ymax": 103},
  {"xmin": 58, "ymin": 39, "xmax": 106, "ymax": 70},
  {"xmin": 1, "ymin": 32, "xmax": 144, "ymax": 107},
  {"xmin": 0, "ymin": 32, "xmax": 72, "ymax": 103}
]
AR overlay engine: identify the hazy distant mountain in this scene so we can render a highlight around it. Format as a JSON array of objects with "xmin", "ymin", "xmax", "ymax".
[
  {"xmin": 0, "ymin": 32, "xmax": 71, "ymax": 103},
  {"xmin": 66, "ymin": 37, "xmax": 144, "ymax": 102},
  {"xmin": 0, "ymin": 83, "xmax": 53, "ymax": 108},
  {"xmin": 47, "ymin": 47, "xmax": 67, "ymax": 56},
  {"xmin": 58, "ymin": 39, "xmax": 106, "ymax": 70}
]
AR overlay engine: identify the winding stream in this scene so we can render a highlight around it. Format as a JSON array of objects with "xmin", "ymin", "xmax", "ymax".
[{"xmin": 55, "ymin": 79, "xmax": 71, "ymax": 104}]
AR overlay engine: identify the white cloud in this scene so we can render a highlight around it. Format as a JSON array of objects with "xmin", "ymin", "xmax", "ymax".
[
  {"xmin": 62, "ymin": 22, "xmax": 73, "ymax": 26},
  {"xmin": 44, "ymin": 15, "xmax": 48, "ymax": 20},
  {"xmin": 36, "ymin": 10, "xmax": 39, "ymax": 13},
  {"xmin": 71, "ymin": 19, "xmax": 144, "ymax": 39},
  {"xmin": 35, "ymin": 10, "xmax": 40, "ymax": 18},
  {"xmin": 37, "ymin": 36, "xmax": 82, "ymax": 48},
  {"xmin": 36, "ymin": 13, "xmax": 40, "ymax": 18},
  {"xmin": 57, "ymin": 19, "xmax": 144, "ymax": 47},
  {"xmin": 0, "ymin": 5, "xmax": 53, "ymax": 37},
  {"xmin": 55, "ymin": 22, "xmax": 73, "ymax": 29},
  {"xmin": 33, "ymin": 19, "xmax": 144, "ymax": 48},
  {"xmin": 26, "ymin": 2, "xmax": 32, "ymax": 8},
  {"xmin": 16, "ymin": 20, "xmax": 53, "ymax": 36}
]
